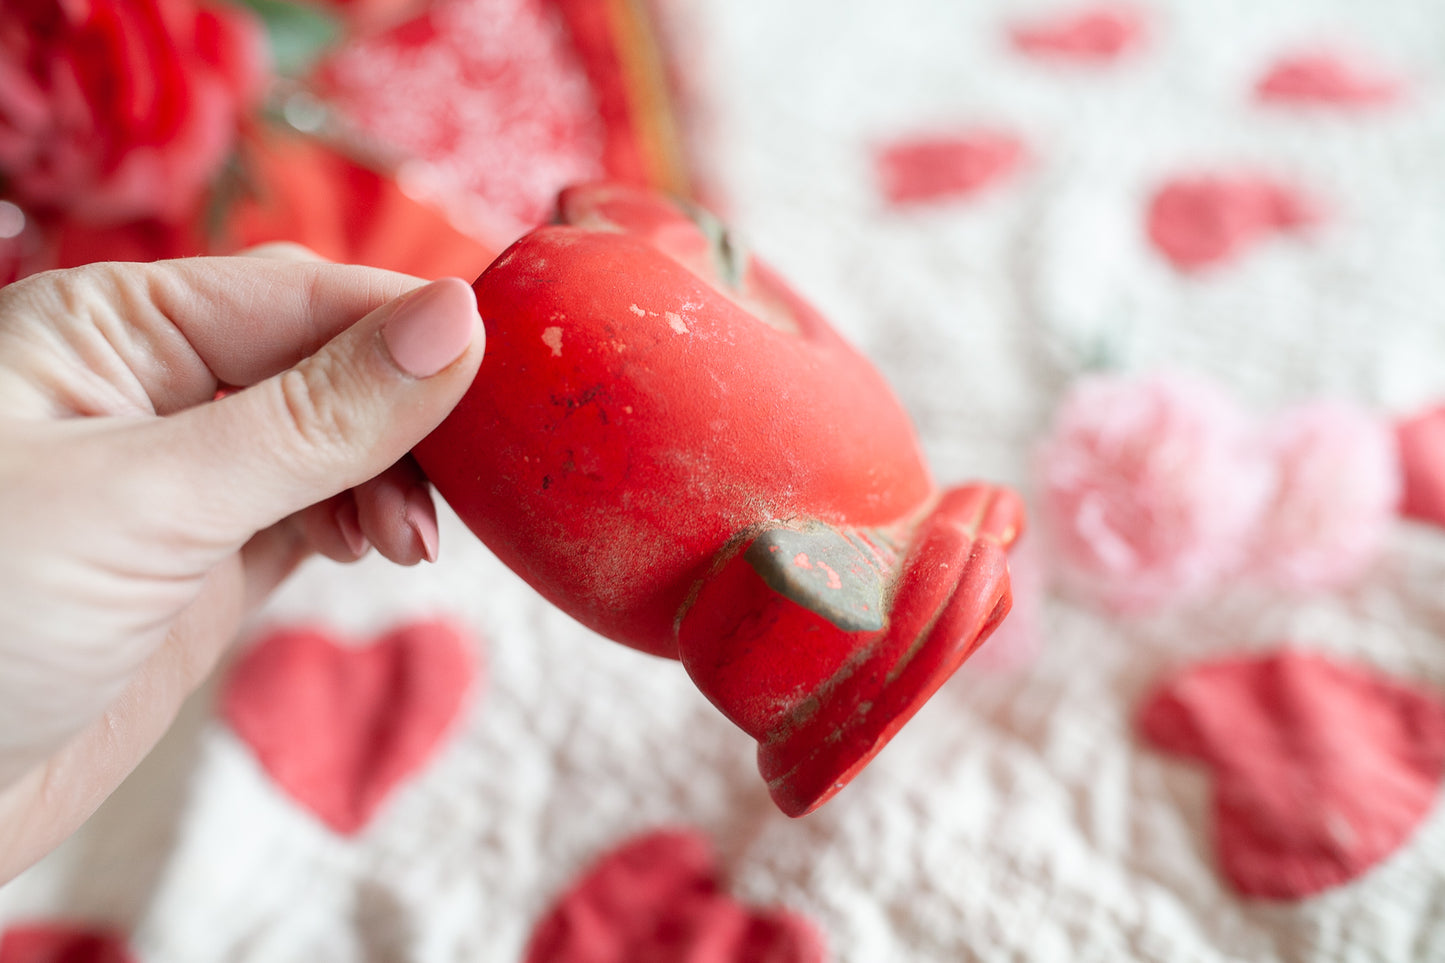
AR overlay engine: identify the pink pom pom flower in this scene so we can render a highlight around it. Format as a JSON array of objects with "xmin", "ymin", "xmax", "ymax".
[
  {"xmin": 1037, "ymin": 373, "xmax": 1273, "ymax": 613},
  {"xmin": 1245, "ymin": 402, "xmax": 1400, "ymax": 591}
]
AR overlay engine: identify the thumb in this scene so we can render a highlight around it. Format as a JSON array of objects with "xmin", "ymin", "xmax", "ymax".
[{"xmin": 158, "ymin": 276, "xmax": 484, "ymax": 544}]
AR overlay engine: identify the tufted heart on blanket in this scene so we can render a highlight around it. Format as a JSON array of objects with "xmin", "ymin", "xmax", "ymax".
[
  {"xmin": 1395, "ymin": 404, "xmax": 1445, "ymax": 529},
  {"xmin": 1137, "ymin": 650, "xmax": 1445, "ymax": 899},
  {"xmin": 0, "ymin": 923, "xmax": 134, "ymax": 963},
  {"xmin": 221, "ymin": 620, "xmax": 477, "ymax": 834},
  {"xmin": 874, "ymin": 131, "xmax": 1027, "ymax": 208},
  {"xmin": 1254, "ymin": 50, "xmax": 1402, "ymax": 108},
  {"xmin": 522, "ymin": 829, "xmax": 827, "ymax": 963},
  {"xmin": 1007, "ymin": 4, "xmax": 1146, "ymax": 62},
  {"xmin": 1146, "ymin": 174, "xmax": 1318, "ymax": 271}
]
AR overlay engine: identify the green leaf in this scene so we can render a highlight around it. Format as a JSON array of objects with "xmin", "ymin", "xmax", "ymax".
[{"xmin": 234, "ymin": 0, "xmax": 342, "ymax": 78}]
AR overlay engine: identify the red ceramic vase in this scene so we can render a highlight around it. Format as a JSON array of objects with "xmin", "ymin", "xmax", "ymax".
[{"xmin": 414, "ymin": 183, "xmax": 1024, "ymax": 815}]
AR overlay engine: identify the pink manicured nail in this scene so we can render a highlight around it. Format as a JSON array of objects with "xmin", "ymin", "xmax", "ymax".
[
  {"xmin": 336, "ymin": 499, "xmax": 369, "ymax": 556},
  {"xmin": 405, "ymin": 487, "xmax": 439, "ymax": 563},
  {"xmin": 381, "ymin": 278, "xmax": 480, "ymax": 378}
]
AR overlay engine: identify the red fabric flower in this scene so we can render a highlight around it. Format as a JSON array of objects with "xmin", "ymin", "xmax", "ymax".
[{"xmin": 0, "ymin": 0, "xmax": 267, "ymax": 225}]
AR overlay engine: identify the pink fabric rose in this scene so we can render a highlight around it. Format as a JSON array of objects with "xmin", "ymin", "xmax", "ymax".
[
  {"xmin": 1037, "ymin": 373, "xmax": 1273, "ymax": 613},
  {"xmin": 0, "ymin": 0, "xmax": 267, "ymax": 225},
  {"xmin": 1245, "ymin": 402, "xmax": 1400, "ymax": 591}
]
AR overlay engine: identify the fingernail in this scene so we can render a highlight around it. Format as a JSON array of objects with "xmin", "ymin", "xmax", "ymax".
[
  {"xmin": 405, "ymin": 486, "xmax": 439, "ymax": 563},
  {"xmin": 381, "ymin": 277, "xmax": 480, "ymax": 378},
  {"xmin": 336, "ymin": 499, "xmax": 369, "ymax": 556}
]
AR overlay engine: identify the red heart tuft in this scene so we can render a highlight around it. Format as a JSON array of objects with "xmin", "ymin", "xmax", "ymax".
[
  {"xmin": 0, "ymin": 924, "xmax": 134, "ymax": 963},
  {"xmin": 221, "ymin": 620, "xmax": 477, "ymax": 834},
  {"xmin": 1138, "ymin": 649, "xmax": 1445, "ymax": 899},
  {"xmin": 1145, "ymin": 175, "xmax": 1318, "ymax": 271},
  {"xmin": 523, "ymin": 829, "xmax": 828, "ymax": 963},
  {"xmin": 875, "ymin": 131, "xmax": 1026, "ymax": 208},
  {"xmin": 1396, "ymin": 404, "xmax": 1445, "ymax": 527},
  {"xmin": 1008, "ymin": 5, "xmax": 1145, "ymax": 62},
  {"xmin": 1255, "ymin": 51, "xmax": 1401, "ymax": 108}
]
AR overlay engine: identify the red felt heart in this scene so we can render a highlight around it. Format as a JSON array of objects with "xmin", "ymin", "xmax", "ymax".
[
  {"xmin": 523, "ymin": 829, "xmax": 828, "ymax": 963},
  {"xmin": 874, "ymin": 131, "xmax": 1026, "ymax": 207},
  {"xmin": 1255, "ymin": 50, "xmax": 1401, "ymax": 108},
  {"xmin": 221, "ymin": 620, "xmax": 476, "ymax": 835},
  {"xmin": 1396, "ymin": 404, "xmax": 1445, "ymax": 527},
  {"xmin": 1008, "ymin": 4, "xmax": 1145, "ymax": 62},
  {"xmin": 1138, "ymin": 650, "xmax": 1445, "ymax": 899},
  {"xmin": 0, "ymin": 924, "xmax": 134, "ymax": 963},
  {"xmin": 1146, "ymin": 174, "xmax": 1317, "ymax": 271}
]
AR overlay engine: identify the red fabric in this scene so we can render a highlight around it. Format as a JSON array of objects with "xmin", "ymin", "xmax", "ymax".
[
  {"xmin": 50, "ymin": 210, "xmax": 209, "ymax": 267},
  {"xmin": 0, "ymin": 207, "xmax": 208, "ymax": 281},
  {"xmin": 221, "ymin": 620, "xmax": 477, "ymax": 835},
  {"xmin": 1146, "ymin": 174, "xmax": 1316, "ymax": 271},
  {"xmin": 874, "ymin": 131, "xmax": 1026, "ymax": 207},
  {"xmin": 1137, "ymin": 650, "xmax": 1445, "ymax": 899},
  {"xmin": 523, "ymin": 829, "xmax": 828, "ymax": 963},
  {"xmin": 224, "ymin": 129, "xmax": 496, "ymax": 279},
  {"xmin": 2, "ymin": 130, "xmax": 495, "ymax": 282},
  {"xmin": 1255, "ymin": 51, "xmax": 1401, "ymax": 108},
  {"xmin": 1396, "ymin": 405, "xmax": 1445, "ymax": 526},
  {"xmin": 1008, "ymin": 4, "xmax": 1144, "ymax": 62},
  {"xmin": 0, "ymin": 925, "xmax": 134, "ymax": 963}
]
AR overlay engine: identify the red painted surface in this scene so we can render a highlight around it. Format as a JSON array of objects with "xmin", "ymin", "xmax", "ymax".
[
  {"xmin": 1396, "ymin": 405, "xmax": 1445, "ymax": 527},
  {"xmin": 415, "ymin": 183, "xmax": 1023, "ymax": 815},
  {"xmin": 0, "ymin": 925, "xmax": 134, "ymax": 963},
  {"xmin": 1146, "ymin": 175, "xmax": 1316, "ymax": 271},
  {"xmin": 1008, "ymin": 5, "xmax": 1145, "ymax": 62},
  {"xmin": 875, "ymin": 131, "xmax": 1025, "ymax": 207},
  {"xmin": 523, "ymin": 829, "xmax": 827, "ymax": 963},
  {"xmin": 1256, "ymin": 51, "xmax": 1401, "ymax": 108},
  {"xmin": 221, "ymin": 621, "xmax": 476, "ymax": 834},
  {"xmin": 1138, "ymin": 650, "xmax": 1445, "ymax": 899}
]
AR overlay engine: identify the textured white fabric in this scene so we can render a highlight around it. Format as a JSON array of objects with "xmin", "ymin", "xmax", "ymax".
[{"xmin": 7, "ymin": 0, "xmax": 1445, "ymax": 960}]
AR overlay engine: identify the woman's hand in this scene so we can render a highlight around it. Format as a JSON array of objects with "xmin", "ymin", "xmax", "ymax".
[{"xmin": 0, "ymin": 249, "xmax": 485, "ymax": 882}]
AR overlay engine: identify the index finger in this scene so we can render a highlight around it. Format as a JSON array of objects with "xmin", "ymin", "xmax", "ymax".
[{"xmin": 0, "ymin": 256, "xmax": 442, "ymax": 416}]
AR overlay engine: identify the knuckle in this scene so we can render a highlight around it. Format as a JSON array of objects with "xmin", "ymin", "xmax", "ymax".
[
  {"xmin": 273, "ymin": 355, "xmax": 362, "ymax": 457},
  {"xmin": 0, "ymin": 262, "xmax": 156, "ymax": 341}
]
